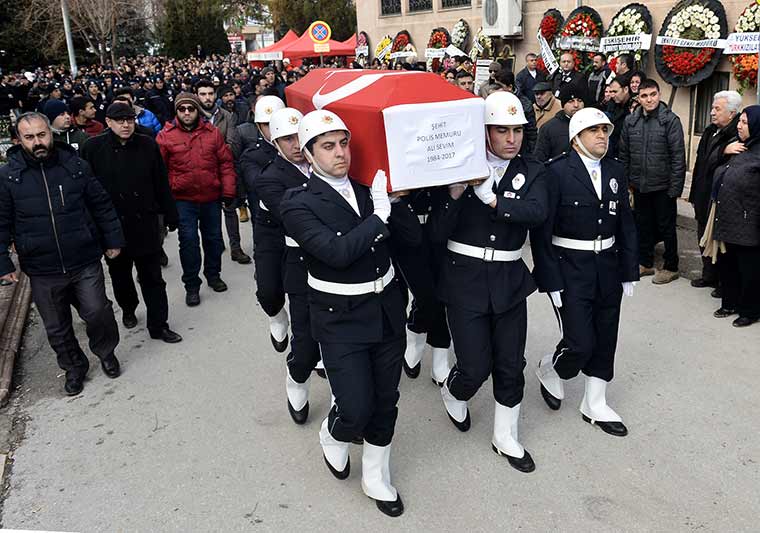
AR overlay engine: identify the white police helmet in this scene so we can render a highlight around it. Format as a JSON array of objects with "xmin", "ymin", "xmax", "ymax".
[
  {"xmin": 298, "ymin": 109, "xmax": 351, "ymax": 152},
  {"xmin": 253, "ymin": 95, "xmax": 285, "ymax": 123},
  {"xmin": 269, "ymin": 108, "xmax": 304, "ymax": 143},
  {"xmin": 568, "ymin": 107, "xmax": 614, "ymax": 142},
  {"xmin": 484, "ymin": 91, "xmax": 527, "ymax": 126}
]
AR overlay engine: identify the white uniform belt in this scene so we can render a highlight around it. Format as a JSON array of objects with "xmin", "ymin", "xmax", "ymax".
[
  {"xmin": 447, "ymin": 240, "xmax": 522, "ymax": 262},
  {"xmin": 552, "ymin": 235, "xmax": 615, "ymax": 253},
  {"xmin": 284, "ymin": 236, "xmax": 299, "ymax": 248},
  {"xmin": 308, "ymin": 265, "xmax": 395, "ymax": 296},
  {"xmin": 418, "ymin": 214, "xmax": 428, "ymax": 225},
  {"xmin": 258, "ymin": 200, "xmax": 269, "ymax": 212}
]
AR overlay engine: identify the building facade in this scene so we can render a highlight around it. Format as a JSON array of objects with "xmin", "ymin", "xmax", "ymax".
[{"xmin": 355, "ymin": 0, "xmax": 754, "ymax": 166}]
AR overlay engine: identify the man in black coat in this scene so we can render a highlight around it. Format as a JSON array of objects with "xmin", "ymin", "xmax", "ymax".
[
  {"xmin": 0, "ymin": 112, "xmax": 125, "ymax": 396},
  {"xmin": 534, "ymin": 82, "xmax": 586, "ymax": 162},
  {"xmin": 515, "ymin": 53, "xmax": 546, "ymax": 104},
  {"xmin": 619, "ymin": 79, "xmax": 686, "ymax": 284},
  {"xmin": 688, "ymin": 91, "xmax": 740, "ymax": 289},
  {"xmin": 80, "ymin": 103, "xmax": 182, "ymax": 344},
  {"xmin": 429, "ymin": 91, "xmax": 548, "ymax": 473},
  {"xmin": 281, "ymin": 109, "xmax": 420, "ymax": 517},
  {"xmin": 551, "ymin": 51, "xmax": 584, "ymax": 97},
  {"xmin": 534, "ymin": 107, "xmax": 638, "ymax": 438}
]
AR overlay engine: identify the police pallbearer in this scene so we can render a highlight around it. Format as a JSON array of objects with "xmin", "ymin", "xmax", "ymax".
[
  {"xmin": 396, "ymin": 188, "xmax": 453, "ymax": 386},
  {"xmin": 534, "ymin": 108, "xmax": 638, "ymax": 437},
  {"xmin": 429, "ymin": 91, "xmax": 549, "ymax": 473},
  {"xmin": 255, "ymin": 107, "xmax": 321, "ymax": 424},
  {"xmin": 241, "ymin": 95, "xmax": 291, "ymax": 352},
  {"xmin": 281, "ymin": 110, "xmax": 421, "ymax": 516}
]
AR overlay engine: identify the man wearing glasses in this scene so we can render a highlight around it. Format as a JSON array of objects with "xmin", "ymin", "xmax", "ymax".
[
  {"xmin": 156, "ymin": 93, "xmax": 237, "ymax": 307},
  {"xmin": 81, "ymin": 102, "xmax": 182, "ymax": 344}
]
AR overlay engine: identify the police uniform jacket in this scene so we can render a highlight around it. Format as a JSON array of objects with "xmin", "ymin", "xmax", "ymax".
[
  {"xmin": 256, "ymin": 155, "xmax": 310, "ymax": 294},
  {"xmin": 428, "ymin": 154, "xmax": 549, "ymax": 314},
  {"xmin": 281, "ymin": 175, "xmax": 421, "ymax": 344},
  {"xmin": 537, "ymin": 150, "xmax": 639, "ymax": 298},
  {"xmin": 240, "ymin": 133, "xmax": 277, "ymax": 197}
]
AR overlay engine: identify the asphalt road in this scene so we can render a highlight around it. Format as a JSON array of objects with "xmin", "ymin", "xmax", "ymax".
[{"xmin": 0, "ymin": 226, "xmax": 758, "ymax": 532}]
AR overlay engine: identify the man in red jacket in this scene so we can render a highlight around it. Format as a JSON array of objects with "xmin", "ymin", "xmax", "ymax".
[{"xmin": 157, "ymin": 93, "xmax": 236, "ymax": 307}]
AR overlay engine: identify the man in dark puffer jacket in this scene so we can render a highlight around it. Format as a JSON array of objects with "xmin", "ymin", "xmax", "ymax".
[
  {"xmin": 0, "ymin": 112, "xmax": 126, "ymax": 397},
  {"xmin": 619, "ymin": 79, "xmax": 686, "ymax": 285}
]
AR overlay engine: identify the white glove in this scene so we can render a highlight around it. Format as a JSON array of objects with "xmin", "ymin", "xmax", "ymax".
[
  {"xmin": 473, "ymin": 175, "xmax": 497, "ymax": 206},
  {"xmin": 371, "ymin": 170, "xmax": 391, "ymax": 224},
  {"xmin": 622, "ymin": 281, "xmax": 637, "ymax": 297},
  {"xmin": 550, "ymin": 291, "xmax": 562, "ymax": 308}
]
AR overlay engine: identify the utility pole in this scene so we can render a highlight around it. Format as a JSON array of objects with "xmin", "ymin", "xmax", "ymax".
[{"xmin": 60, "ymin": 0, "xmax": 78, "ymax": 78}]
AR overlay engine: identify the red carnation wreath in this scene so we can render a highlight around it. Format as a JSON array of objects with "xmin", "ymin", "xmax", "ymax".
[
  {"xmin": 426, "ymin": 27, "xmax": 451, "ymax": 72},
  {"xmin": 559, "ymin": 6, "xmax": 603, "ymax": 72}
]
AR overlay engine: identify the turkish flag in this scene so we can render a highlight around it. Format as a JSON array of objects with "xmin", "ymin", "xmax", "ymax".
[{"xmin": 285, "ymin": 69, "xmax": 489, "ymax": 190}]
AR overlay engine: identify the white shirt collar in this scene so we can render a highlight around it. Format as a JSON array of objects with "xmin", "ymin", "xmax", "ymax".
[{"xmin": 486, "ymin": 150, "xmax": 511, "ymax": 185}]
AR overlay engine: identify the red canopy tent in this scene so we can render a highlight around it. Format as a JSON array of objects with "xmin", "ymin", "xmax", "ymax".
[
  {"xmin": 246, "ymin": 30, "xmax": 299, "ymax": 62},
  {"xmin": 280, "ymin": 31, "xmax": 356, "ymax": 60},
  {"xmin": 341, "ymin": 34, "xmax": 357, "ymax": 46}
]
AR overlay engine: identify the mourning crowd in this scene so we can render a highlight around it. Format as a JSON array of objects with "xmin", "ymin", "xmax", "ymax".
[{"xmin": 0, "ymin": 48, "xmax": 758, "ymax": 517}]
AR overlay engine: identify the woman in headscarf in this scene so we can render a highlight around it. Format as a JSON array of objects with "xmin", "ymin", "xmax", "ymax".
[{"xmin": 708, "ymin": 105, "xmax": 760, "ymax": 327}]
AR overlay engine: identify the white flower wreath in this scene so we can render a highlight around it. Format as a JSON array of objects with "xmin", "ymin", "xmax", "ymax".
[
  {"xmin": 664, "ymin": 4, "xmax": 721, "ymax": 40},
  {"xmin": 607, "ymin": 7, "xmax": 649, "ymax": 62},
  {"xmin": 451, "ymin": 19, "xmax": 469, "ymax": 49},
  {"xmin": 735, "ymin": 2, "xmax": 760, "ymax": 33}
]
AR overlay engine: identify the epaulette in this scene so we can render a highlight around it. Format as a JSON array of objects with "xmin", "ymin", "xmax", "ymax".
[{"xmin": 546, "ymin": 152, "xmax": 568, "ymax": 165}]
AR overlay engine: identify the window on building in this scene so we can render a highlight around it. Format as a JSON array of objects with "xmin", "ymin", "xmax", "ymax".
[
  {"xmin": 409, "ymin": 0, "xmax": 433, "ymax": 11},
  {"xmin": 442, "ymin": 0, "xmax": 471, "ymax": 8},
  {"xmin": 694, "ymin": 71, "xmax": 729, "ymax": 135},
  {"xmin": 380, "ymin": 0, "xmax": 401, "ymax": 15}
]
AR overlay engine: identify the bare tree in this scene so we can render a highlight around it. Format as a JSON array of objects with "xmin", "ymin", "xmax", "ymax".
[{"xmin": 21, "ymin": 0, "xmax": 149, "ymax": 66}]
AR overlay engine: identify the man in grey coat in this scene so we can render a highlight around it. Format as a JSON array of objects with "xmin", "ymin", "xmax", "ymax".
[{"xmin": 619, "ymin": 79, "xmax": 686, "ymax": 284}]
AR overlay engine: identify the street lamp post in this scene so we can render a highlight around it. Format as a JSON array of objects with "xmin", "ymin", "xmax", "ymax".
[{"xmin": 60, "ymin": 0, "xmax": 78, "ymax": 78}]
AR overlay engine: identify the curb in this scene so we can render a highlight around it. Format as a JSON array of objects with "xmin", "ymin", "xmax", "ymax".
[{"xmin": 0, "ymin": 273, "xmax": 31, "ymax": 408}]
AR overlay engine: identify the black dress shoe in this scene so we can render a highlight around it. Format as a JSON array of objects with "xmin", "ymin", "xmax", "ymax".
[
  {"xmin": 231, "ymin": 249, "xmax": 252, "ymax": 264},
  {"xmin": 149, "ymin": 328, "xmax": 183, "ymax": 343},
  {"xmin": 711, "ymin": 287, "xmax": 722, "ymax": 299},
  {"xmin": 373, "ymin": 494, "xmax": 404, "ymax": 517},
  {"xmin": 100, "ymin": 355, "xmax": 121, "ymax": 378},
  {"xmin": 270, "ymin": 334, "xmax": 288, "ymax": 353},
  {"xmin": 402, "ymin": 359, "xmax": 420, "ymax": 379},
  {"xmin": 208, "ymin": 278, "xmax": 228, "ymax": 292},
  {"xmin": 315, "ymin": 368, "xmax": 327, "ymax": 379},
  {"xmin": 582, "ymin": 415, "xmax": 628, "ymax": 437},
  {"xmin": 186, "ymin": 291, "xmax": 200, "ymax": 307},
  {"xmin": 733, "ymin": 316, "xmax": 758, "ymax": 328},
  {"xmin": 287, "ymin": 399, "xmax": 309, "ymax": 425},
  {"xmin": 351, "ymin": 436, "xmax": 364, "ymax": 445},
  {"xmin": 714, "ymin": 307, "xmax": 736, "ymax": 318},
  {"xmin": 492, "ymin": 444, "xmax": 536, "ymax": 473},
  {"xmin": 122, "ymin": 312, "xmax": 138, "ymax": 329},
  {"xmin": 691, "ymin": 278, "xmax": 717, "ymax": 288},
  {"xmin": 540, "ymin": 384, "xmax": 562, "ymax": 411},
  {"xmin": 447, "ymin": 410, "xmax": 471, "ymax": 432},
  {"xmin": 64, "ymin": 375, "xmax": 84, "ymax": 396},
  {"xmin": 323, "ymin": 454, "xmax": 350, "ymax": 480}
]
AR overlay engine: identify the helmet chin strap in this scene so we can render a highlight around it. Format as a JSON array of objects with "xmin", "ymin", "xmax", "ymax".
[
  {"xmin": 303, "ymin": 148, "xmax": 347, "ymax": 179},
  {"xmin": 573, "ymin": 135, "xmax": 608, "ymax": 161}
]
